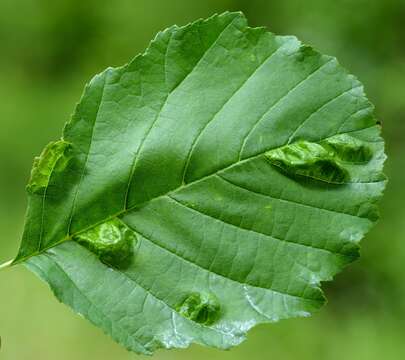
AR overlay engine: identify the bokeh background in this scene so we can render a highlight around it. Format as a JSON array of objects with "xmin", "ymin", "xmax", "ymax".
[{"xmin": 0, "ymin": 0, "xmax": 404, "ymax": 359}]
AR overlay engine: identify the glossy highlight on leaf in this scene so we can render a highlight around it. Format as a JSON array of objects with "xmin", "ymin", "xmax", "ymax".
[{"xmin": 12, "ymin": 11, "xmax": 386, "ymax": 355}]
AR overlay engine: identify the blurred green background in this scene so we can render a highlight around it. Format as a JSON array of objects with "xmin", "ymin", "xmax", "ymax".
[{"xmin": 0, "ymin": 0, "xmax": 404, "ymax": 359}]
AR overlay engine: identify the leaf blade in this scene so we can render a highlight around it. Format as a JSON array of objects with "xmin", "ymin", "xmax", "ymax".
[{"xmin": 16, "ymin": 11, "xmax": 386, "ymax": 354}]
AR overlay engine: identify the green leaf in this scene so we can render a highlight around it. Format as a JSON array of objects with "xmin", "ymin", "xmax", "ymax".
[{"xmin": 13, "ymin": 11, "xmax": 386, "ymax": 354}]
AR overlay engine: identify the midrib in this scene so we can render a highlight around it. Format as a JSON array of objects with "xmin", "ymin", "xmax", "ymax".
[{"xmin": 10, "ymin": 123, "xmax": 376, "ymax": 266}]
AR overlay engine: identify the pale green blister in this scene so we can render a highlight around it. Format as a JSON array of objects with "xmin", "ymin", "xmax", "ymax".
[
  {"xmin": 74, "ymin": 218, "xmax": 136, "ymax": 269},
  {"xmin": 27, "ymin": 140, "xmax": 72, "ymax": 194}
]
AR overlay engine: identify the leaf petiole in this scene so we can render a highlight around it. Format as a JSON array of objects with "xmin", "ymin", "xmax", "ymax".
[{"xmin": 0, "ymin": 260, "xmax": 13, "ymax": 271}]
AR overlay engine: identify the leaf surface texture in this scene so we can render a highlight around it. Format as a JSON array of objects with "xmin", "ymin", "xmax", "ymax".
[{"xmin": 16, "ymin": 12, "xmax": 386, "ymax": 354}]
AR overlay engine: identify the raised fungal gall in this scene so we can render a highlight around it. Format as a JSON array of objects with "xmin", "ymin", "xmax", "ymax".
[
  {"xmin": 74, "ymin": 218, "xmax": 136, "ymax": 269},
  {"xmin": 177, "ymin": 292, "xmax": 221, "ymax": 325},
  {"xmin": 27, "ymin": 140, "xmax": 72, "ymax": 194},
  {"xmin": 265, "ymin": 140, "xmax": 350, "ymax": 184},
  {"xmin": 321, "ymin": 134, "xmax": 373, "ymax": 163}
]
